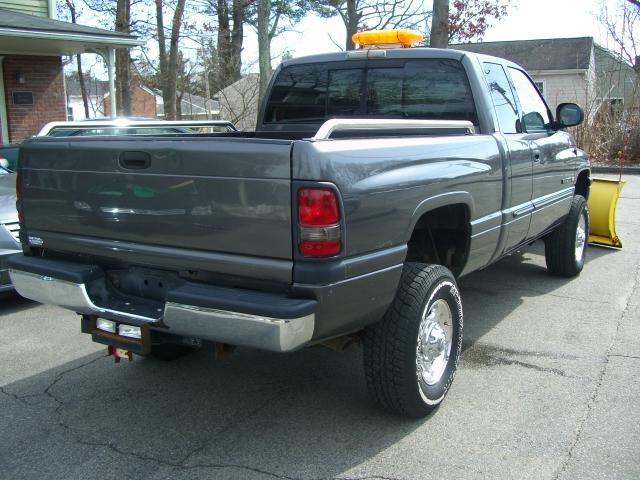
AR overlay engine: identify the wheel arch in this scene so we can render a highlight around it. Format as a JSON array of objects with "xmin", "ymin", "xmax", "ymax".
[
  {"xmin": 405, "ymin": 193, "xmax": 473, "ymax": 277},
  {"xmin": 575, "ymin": 169, "xmax": 591, "ymax": 200}
]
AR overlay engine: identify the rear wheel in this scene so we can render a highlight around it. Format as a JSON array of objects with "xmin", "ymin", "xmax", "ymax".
[
  {"xmin": 363, "ymin": 263, "xmax": 463, "ymax": 418},
  {"xmin": 545, "ymin": 195, "xmax": 589, "ymax": 277}
]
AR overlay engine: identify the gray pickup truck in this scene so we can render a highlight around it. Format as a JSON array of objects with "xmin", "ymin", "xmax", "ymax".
[{"xmin": 8, "ymin": 46, "xmax": 589, "ymax": 418}]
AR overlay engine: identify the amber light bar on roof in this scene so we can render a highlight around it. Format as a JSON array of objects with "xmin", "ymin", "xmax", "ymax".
[{"xmin": 352, "ymin": 29, "xmax": 424, "ymax": 48}]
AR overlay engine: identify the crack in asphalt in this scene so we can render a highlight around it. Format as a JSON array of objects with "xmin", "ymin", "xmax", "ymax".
[
  {"xmin": 36, "ymin": 358, "xmax": 376, "ymax": 480},
  {"xmin": 552, "ymin": 260, "xmax": 640, "ymax": 480},
  {"xmin": 608, "ymin": 354, "xmax": 640, "ymax": 360},
  {"xmin": 0, "ymin": 354, "xmax": 107, "ymax": 406}
]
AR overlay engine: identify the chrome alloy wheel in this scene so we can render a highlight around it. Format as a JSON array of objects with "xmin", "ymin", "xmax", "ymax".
[
  {"xmin": 416, "ymin": 298, "xmax": 453, "ymax": 387},
  {"xmin": 575, "ymin": 214, "xmax": 587, "ymax": 263}
]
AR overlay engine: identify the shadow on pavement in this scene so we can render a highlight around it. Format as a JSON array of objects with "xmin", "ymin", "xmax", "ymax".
[
  {"xmin": 458, "ymin": 240, "xmax": 619, "ymax": 352},
  {"xmin": 0, "ymin": 293, "xmax": 39, "ymax": 316}
]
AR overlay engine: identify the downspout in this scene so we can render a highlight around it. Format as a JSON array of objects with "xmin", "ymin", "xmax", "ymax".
[{"xmin": 0, "ymin": 56, "xmax": 10, "ymax": 144}]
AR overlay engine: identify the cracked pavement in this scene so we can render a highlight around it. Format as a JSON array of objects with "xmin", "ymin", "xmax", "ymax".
[{"xmin": 1, "ymin": 174, "xmax": 639, "ymax": 480}]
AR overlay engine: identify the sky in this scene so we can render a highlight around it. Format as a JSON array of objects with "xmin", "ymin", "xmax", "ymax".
[{"xmin": 243, "ymin": 0, "xmax": 614, "ymax": 68}]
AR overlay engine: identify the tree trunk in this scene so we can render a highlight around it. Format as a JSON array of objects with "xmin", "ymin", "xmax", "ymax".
[
  {"xmin": 430, "ymin": 0, "xmax": 449, "ymax": 48},
  {"xmin": 155, "ymin": 0, "xmax": 168, "ymax": 117},
  {"xmin": 345, "ymin": 0, "xmax": 359, "ymax": 51},
  {"xmin": 230, "ymin": 0, "xmax": 245, "ymax": 82},
  {"xmin": 164, "ymin": 0, "xmax": 186, "ymax": 120},
  {"xmin": 64, "ymin": 1, "xmax": 90, "ymax": 119},
  {"xmin": 115, "ymin": 0, "xmax": 132, "ymax": 116},
  {"xmin": 217, "ymin": 0, "xmax": 232, "ymax": 90},
  {"xmin": 257, "ymin": 0, "xmax": 271, "ymax": 106},
  {"xmin": 217, "ymin": 0, "xmax": 246, "ymax": 92},
  {"xmin": 76, "ymin": 55, "xmax": 90, "ymax": 118}
]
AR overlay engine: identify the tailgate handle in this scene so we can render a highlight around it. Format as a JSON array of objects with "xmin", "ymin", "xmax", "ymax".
[{"xmin": 119, "ymin": 151, "xmax": 151, "ymax": 169}]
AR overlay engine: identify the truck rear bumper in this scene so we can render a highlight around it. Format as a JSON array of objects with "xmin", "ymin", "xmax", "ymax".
[{"xmin": 8, "ymin": 255, "xmax": 316, "ymax": 352}]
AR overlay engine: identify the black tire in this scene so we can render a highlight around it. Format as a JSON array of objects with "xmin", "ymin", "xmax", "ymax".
[
  {"xmin": 363, "ymin": 263, "xmax": 463, "ymax": 418},
  {"xmin": 149, "ymin": 343, "xmax": 197, "ymax": 361},
  {"xmin": 545, "ymin": 194, "xmax": 589, "ymax": 277}
]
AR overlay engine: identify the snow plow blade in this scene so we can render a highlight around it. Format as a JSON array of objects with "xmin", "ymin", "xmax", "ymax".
[{"xmin": 587, "ymin": 177, "xmax": 625, "ymax": 248}]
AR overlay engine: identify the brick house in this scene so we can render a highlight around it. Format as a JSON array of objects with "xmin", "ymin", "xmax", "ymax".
[
  {"xmin": 453, "ymin": 37, "xmax": 638, "ymax": 118},
  {"xmin": 0, "ymin": 4, "xmax": 143, "ymax": 144}
]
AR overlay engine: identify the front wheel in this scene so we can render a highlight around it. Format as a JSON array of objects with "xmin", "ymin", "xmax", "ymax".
[
  {"xmin": 363, "ymin": 263, "xmax": 463, "ymax": 418},
  {"xmin": 545, "ymin": 194, "xmax": 589, "ymax": 277}
]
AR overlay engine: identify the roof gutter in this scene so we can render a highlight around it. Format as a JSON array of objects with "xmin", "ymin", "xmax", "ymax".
[
  {"xmin": 0, "ymin": 27, "xmax": 145, "ymax": 48},
  {"xmin": 528, "ymin": 69, "xmax": 589, "ymax": 75}
]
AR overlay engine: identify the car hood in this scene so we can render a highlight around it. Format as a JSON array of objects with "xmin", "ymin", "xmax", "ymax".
[{"xmin": 0, "ymin": 173, "xmax": 17, "ymax": 223}]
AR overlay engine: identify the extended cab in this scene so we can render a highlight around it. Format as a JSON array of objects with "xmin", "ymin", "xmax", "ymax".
[{"xmin": 8, "ymin": 37, "xmax": 590, "ymax": 417}]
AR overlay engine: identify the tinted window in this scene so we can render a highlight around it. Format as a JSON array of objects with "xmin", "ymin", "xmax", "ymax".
[
  {"xmin": 265, "ymin": 60, "xmax": 477, "ymax": 124},
  {"xmin": 265, "ymin": 64, "xmax": 329, "ymax": 122},
  {"xmin": 508, "ymin": 67, "xmax": 550, "ymax": 132},
  {"xmin": 483, "ymin": 62, "xmax": 519, "ymax": 134}
]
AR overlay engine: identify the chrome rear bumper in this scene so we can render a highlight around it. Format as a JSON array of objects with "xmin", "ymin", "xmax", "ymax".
[{"xmin": 9, "ymin": 267, "xmax": 315, "ymax": 352}]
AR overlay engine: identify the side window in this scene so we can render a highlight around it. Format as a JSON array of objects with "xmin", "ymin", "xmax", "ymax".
[
  {"xmin": 483, "ymin": 62, "xmax": 519, "ymax": 134},
  {"xmin": 508, "ymin": 67, "xmax": 551, "ymax": 132}
]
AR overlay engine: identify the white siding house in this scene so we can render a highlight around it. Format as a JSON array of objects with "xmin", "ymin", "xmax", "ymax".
[{"xmin": 454, "ymin": 37, "xmax": 636, "ymax": 118}]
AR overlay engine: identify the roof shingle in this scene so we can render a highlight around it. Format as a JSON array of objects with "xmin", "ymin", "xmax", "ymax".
[{"xmin": 452, "ymin": 37, "xmax": 594, "ymax": 71}]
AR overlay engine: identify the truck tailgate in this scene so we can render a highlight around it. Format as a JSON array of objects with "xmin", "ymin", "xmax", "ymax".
[{"xmin": 19, "ymin": 137, "xmax": 294, "ymax": 263}]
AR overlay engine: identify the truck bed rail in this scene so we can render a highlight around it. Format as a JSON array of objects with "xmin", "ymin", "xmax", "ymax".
[{"xmin": 311, "ymin": 119, "xmax": 475, "ymax": 141}]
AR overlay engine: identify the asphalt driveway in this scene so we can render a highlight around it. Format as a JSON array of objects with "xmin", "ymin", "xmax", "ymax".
[{"xmin": 1, "ymin": 174, "xmax": 638, "ymax": 480}]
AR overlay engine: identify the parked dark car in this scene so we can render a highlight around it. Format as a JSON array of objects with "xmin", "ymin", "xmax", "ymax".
[
  {"xmin": 0, "ymin": 144, "xmax": 18, "ymax": 171},
  {"xmin": 0, "ymin": 166, "xmax": 20, "ymax": 293}
]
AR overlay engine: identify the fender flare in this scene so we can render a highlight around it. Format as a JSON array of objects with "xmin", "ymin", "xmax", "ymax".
[{"xmin": 405, "ymin": 191, "xmax": 475, "ymax": 241}]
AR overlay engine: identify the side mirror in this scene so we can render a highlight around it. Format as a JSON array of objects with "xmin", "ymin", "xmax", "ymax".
[{"xmin": 556, "ymin": 103, "xmax": 584, "ymax": 128}]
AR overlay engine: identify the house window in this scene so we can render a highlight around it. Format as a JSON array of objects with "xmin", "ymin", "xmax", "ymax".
[
  {"xmin": 534, "ymin": 81, "xmax": 544, "ymax": 95},
  {"xmin": 610, "ymin": 98, "xmax": 623, "ymax": 116}
]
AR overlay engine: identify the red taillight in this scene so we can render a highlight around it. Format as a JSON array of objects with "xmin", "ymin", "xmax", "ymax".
[
  {"xmin": 297, "ymin": 187, "xmax": 341, "ymax": 257},
  {"xmin": 298, "ymin": 188, "xmax": 339, "ymax": 226}
]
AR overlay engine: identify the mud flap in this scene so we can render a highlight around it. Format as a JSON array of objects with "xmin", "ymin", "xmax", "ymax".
[{"xmin": 588, "ymin": 177, "xmax": 625, "ymax": 248}]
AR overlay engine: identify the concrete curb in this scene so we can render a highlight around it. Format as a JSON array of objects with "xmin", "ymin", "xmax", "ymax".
[{"xmin": 591, "ymin": 166, "xmax": 640, "ymax": 175}]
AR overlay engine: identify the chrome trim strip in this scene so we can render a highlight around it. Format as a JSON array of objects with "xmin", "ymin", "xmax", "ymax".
[
  {"xmin": 513, "ymin": 204, "xmax": 534, "ymax": 218},
  {"xmin": 8, "ymin": 269, "xmax": 315, "ymax": 352},
  {"xmin": 312, "ymin": 119, "xmax": 475, "ymax": 141},
  {"xmin": 532, "ymin": 187, "xmax": 574, "ymax": 210}
]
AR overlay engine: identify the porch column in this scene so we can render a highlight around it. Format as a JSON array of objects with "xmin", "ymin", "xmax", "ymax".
[{"xmin": 107, "ymin": 47, "xmax": 116, "ymax": 116}]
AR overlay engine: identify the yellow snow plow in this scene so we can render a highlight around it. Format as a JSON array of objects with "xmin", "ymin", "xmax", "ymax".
[{"xmin": 588, "ymin": 177, "xmax": 625, "ymax": 248}]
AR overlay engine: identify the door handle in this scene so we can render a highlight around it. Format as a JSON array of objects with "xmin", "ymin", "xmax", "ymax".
[{"xmin": 119, "ymin": 151, "xmax": 151, "ymax": 170}]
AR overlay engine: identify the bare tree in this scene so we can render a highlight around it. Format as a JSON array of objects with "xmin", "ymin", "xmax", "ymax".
[
  {"xmin": 214, "ymin": 0, "xmax": 250, "ymax": 90},
  {"xmin": 447, "ymin": 0, "xmax": 510, "ymax": 43},
  {"xmin": 154, "ymin": 0, "xmax": 187, "ymax": 119},
  {"xmin": 64, "ymin": 0, "xmax": 90, "ymax": 118},
  {"xmin": 247, "ymin": 0, "xmax": 308, "ymax": 105},
  {"xmin": 311, "ymin": 0, "xmax": 428, "ymax": 50},
  {"xmin": 601, "ymin": 0, "xmax": 639, "ymax": 67},
  {"xmin": 256, "ymin": 0, "xmax": 271, "ymax": 104}
]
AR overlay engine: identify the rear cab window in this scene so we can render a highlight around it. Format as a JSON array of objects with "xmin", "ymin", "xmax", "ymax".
[{"xmin": 264, "ymin": 59, "xmax": 478, "ymax": 126}]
